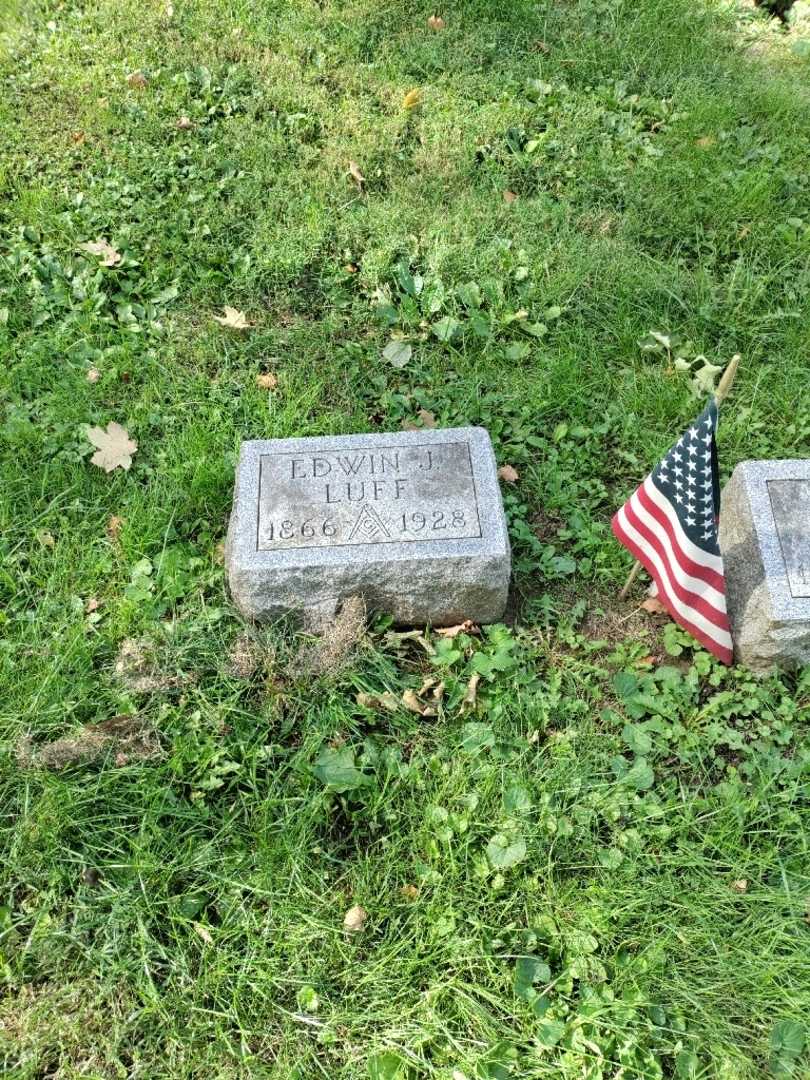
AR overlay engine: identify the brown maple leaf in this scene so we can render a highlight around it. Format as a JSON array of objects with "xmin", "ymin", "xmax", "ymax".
[
  {"xmin": 640, "ymin": 595, "xmax": 669, "ymax": 616},
  {"xmin": 348, "ymin": 160, "xmax": 365, "ymax": 190},
  {"xmin": 436, "ymin": 620, "xmax": 479, "ymax": 638},
  {"xmin": 80, "ymin": 239, "xmax": 122, "ymax": 267},
  {"xmin": 86, "ymin": 422, "xmax": 137, "ymax": 472},
  {"xmin": 343, "ymin": 904, "xmax": 368, "ymax": 932},
  {"xmin": 497, "ymin": 464, "xmax": 519, "ymax": 483},
  {"xmin": 213, "ymin": 306, "xmax": 252, "ymax": 330}
]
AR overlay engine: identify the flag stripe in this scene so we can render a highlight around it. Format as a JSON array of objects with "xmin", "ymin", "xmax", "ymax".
[
  {"xmin": 636, "ymin": 482, "xmax": 726, "ymax": 594},
  {"xmin": 641, "ymin": 478, "xmax": 724, "ymax": 575},
  {"xmin": 612, "ymin": 509, "xmax": 733, "ymax": 661},
  {"xmin": 622, "ymin": 499, "xmax": 729, "ymax": 632},
  {"xmin": 629, "ymin": 490, "xmax": 727, "ymax": 613}
]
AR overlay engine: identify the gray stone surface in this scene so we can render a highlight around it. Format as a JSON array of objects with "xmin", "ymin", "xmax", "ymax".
[
  {"xmin": 719, "ymin": 459, "xmax": 810, "ymax": 672},
  {"xmin": 226, "ymin": 427, "xmax": 511, "ymax": 626}
]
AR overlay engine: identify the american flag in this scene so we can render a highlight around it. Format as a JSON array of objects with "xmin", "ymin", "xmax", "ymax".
[{"xmin": 611, "ymin": 398, "xmax": 733, "ymax": 664}]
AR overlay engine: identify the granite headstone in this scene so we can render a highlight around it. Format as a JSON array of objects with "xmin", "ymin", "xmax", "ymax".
[
  {"xmin": 719, "ymin": 459, "xmax": 810, "ymax": 671},
  {"xmin": 226, "ymin": 426, "xmax": 511, "ymax": 626}
]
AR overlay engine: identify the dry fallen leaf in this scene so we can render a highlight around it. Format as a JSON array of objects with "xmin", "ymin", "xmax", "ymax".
[
  {"xmin": 696, "ymin": 135, "xmax": 716, "ymax": 149},
  {"xmin": 402, "ymin": 689, "xmax": 426, "ymax": 714},
  {"xmin": 80, "ymin": 239, "xmax": 122, "ymax": 267},
  {"xmin": 107, "ymin": 515, "xmax": 124, "ymax": 542},
  {"xmin": 402, "ymin": 88, "xmax": 422, "ymax": 111},
  {"xmin": 731, "ymin": 879, "xmax": 748, "ymax": 893},
  {"xmin": 356, "ymin": 690, "xmax": 399, "ymax": 713},
  {"xmin": 87, "ymin": 422, "xmax": 138, "ymax": 473},
  {"xmin": 462, "ymin": 672, "xmax": 480, "ymax": 711},
  {"xmin": 193, "ymin": 922, "xmax": 214, "ymax": 945},
  {"xmin": 36, "ymin": 530, "xmax": 55, "ymax": 549},
  {"xmin": 86, "ymin": 367, "xmax": 101, "ymax": 383},
  {"xmin": 402, "ymin": 688, "xmax": 438, "ymax": 717},
  {"xmin": 640, "ymin": 595, "xmax": 669, "ymax": 616},
  {"xmin": 85, "ymin": 597, "xmax": 101, "ymax": 613},
  {"xmin": 400, "ymin": 884, "xmax": 419, "ymax": 900},
  {"xmin": 71, "ymin": 130, "xmax": 85, "ymax": 144},
  {"xmin": 427, "ymin": 14, "xmax": 445, "ymax": 30},
  {"xmin": 503, "ymin": 189, "xmax": 517, "ymax": 204},
  {"xmin": 213, "ymin": 306, "xmax": 252, "ymax": 330},
  {"xmin": 497, "ymin": 464, "xmax": 519, "ymax": 483},
  {"xmin": 176, "ymin": 115, "xmax": 192, "ymax": 130},
  {"xmin": 126, "ymin": 71, "xmax": 148, "ymax": 89},
  {"xmin": 343, "ymin": 904, "xmax": 368, "ymax": 932},
  {"xmin": 348, "ymin": 160, "xmax": 365, "ymax": 190},
  {"xmin": 436, "ymin": 620, "xmax": 479, "ymax": 638},
  {"xmin": 418, "ymin": 408, "xmax": 437, "ymax": 428},
  {"xmin": 256, "ymin": 372, "xmax": 278, "ymax": 390}
]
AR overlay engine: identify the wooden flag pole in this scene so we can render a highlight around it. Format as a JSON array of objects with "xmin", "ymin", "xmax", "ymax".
[
  {"xmin": 715, "ymin": 354, "xmax": 740, "ymax": 405},
  {"xmin": 618, "ymin": 355, "xmax": 740, "ymax": 601}
]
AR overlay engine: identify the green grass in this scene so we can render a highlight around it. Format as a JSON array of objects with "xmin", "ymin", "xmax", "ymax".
[{"xmin": 2, "ymin": 0, "xmax": 810, "ymax": 1076}]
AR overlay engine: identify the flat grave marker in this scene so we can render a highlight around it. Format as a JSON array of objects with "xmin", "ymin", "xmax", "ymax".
[
  {"xmin": 719, "ymin": 459, "xmax": 810, "ymax": 671},
  {"xmin": 226, "ymin": 426, "xmax": 510, "ymax": 626}
]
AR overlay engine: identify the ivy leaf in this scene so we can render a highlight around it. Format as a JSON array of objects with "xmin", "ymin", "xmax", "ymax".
[
  {"xmin": 622, "ymin": 724, "xmax": 652, "ymax": 755},
  {"xmin": 368, "ymin": 1052, "xmax": 406, "ymax": 1080},
  {"xmin": 769, "ymin": 1020, "xmax": 805, "ymax": 1076},
  {"xmin": 459, "ymin": 722, "xmax": 495, "ymax": 753},
  {"xmin": 504, "ymin": 783, "xmax": 532, "ymax": 813},
  {"xmin": 504, "ymin": 341, "xmax": 530, "ymax": 361},
  {"xmin": 514, "ymin": 956, "xmax": 551, "ymax": 999},
  {"xmin": 312, "ymin": 748, "xmax": 369, "ymax": 792},
  {"xmin": 536, "ymin": 1019, "xmax": 566, "ymax": 1047},
  {"xmin": 626, "ymin": 757, "xmax": 655, "ymax": 791},
  {"xmin": 432, "ymin": 316, "xmax": 461, "ymax": 343},
  {"xmin": 486, "ymin": 833, "xmax": 527, "ymax": 869},
  {"xmin": 456, "ymin": 282, "xmax": 481, "ymax": 309},
  {"xmin": 382, "ymin": 340, "xmax": 412, "ymax": 368}
]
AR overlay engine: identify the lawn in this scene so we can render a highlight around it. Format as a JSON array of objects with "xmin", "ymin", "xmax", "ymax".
[{"xmin": 2, "ymin": 0, "xmax": 810, "ymax": 1076}]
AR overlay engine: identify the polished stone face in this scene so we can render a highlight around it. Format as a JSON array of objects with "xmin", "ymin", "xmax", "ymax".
[
  {"xmin": 766, "ymin": 478, "xmax": 810, "ymax": 599},
  {"xmin": 719, "ymin": 460, "xmax": 810, "ymax": 672},
  {"xmin": 256, "ymin": 439, "xmax": 482, "ymax": 552},
  {"xmin": 226, "ymin": 427, "xmax": 511, "ymax": 627}
]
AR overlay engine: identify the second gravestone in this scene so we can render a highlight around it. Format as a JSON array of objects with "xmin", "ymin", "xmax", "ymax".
[
  {"xmin": 720, "ymin": 459, "xmax": 810, "ymax": 671},
  {"xmin": 226, "ymin": 426, "xmax": 511, "ymax": 626}
]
